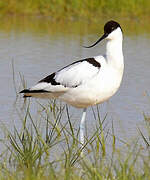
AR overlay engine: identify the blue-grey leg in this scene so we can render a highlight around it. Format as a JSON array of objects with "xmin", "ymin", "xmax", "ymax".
[{"xmin": 79, "ymin": 108, "xmax": 87, "ymax": 145}]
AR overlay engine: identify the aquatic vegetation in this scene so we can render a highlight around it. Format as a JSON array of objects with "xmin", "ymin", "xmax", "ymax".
[{"xmin": 0, "ymin": 99, "xmax": 149, "ymax": 180}]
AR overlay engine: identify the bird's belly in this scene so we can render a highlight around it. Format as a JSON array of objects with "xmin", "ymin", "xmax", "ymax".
[
  {"xmin": 59, "ymin": 88, "xmax": 114, "ymax": 108},
  {"xmin": 59, "ymin": 68, "xmax": 123, "ymax": 108}
]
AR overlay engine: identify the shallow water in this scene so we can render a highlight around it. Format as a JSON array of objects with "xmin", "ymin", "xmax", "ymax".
[{"xmin": 0, "ymin": 17, "xmax": 150, "ymax": 146}]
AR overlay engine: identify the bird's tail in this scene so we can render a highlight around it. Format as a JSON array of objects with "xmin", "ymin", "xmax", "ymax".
[
  {"xmin": 19, "ymin": 89, "xmax": 62, "ymax": 99},
  {"xmin": 20, "ymin": 89, "xmax": 50, "ymax": 98}
]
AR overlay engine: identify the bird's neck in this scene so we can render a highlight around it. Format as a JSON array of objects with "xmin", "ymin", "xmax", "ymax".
[{"xmin": 106, "ymin": 38, "xmax": 124, "ymax": 70}]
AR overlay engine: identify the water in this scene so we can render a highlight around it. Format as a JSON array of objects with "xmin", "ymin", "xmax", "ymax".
[{"xmin": 0, "ymin": 17, "xmax": 150, "ymax": 145}]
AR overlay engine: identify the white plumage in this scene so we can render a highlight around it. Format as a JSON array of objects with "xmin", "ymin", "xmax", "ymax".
[{"xmin": 20, "ymin": 20, "xmax": 124, "ymax": 146}]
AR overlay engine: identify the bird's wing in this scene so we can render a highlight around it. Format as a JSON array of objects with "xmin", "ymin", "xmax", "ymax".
[{"xmin": 30, "ymin": 57, "xmax": 101, "ymax": 92}]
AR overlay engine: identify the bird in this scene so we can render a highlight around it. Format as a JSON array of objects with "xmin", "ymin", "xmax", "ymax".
[{"xmin": 20, "ymin": 20, "xmax": 124, "ymax": 147}]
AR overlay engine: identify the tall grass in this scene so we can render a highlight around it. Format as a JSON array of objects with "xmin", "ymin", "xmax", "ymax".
[
  {"xmin": 0, "ymin": 97, "xmax": 150, "ymax": 179},
  {"xmin": 0, "ymin": 0, "xmax": 150, "ymax": 20}
]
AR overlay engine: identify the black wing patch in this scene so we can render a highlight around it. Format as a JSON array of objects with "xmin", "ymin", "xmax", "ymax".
[
  {"xmin": 20, "ymin": 89, "xmax": 49, "ymax": 98},
  {"xmin": 20, "ymin": 89, "xmax": 48, "ymax": 93},
  {"xmin": 85, "ymin": 58, "xmax": 101, "ymax": 68},
  {"xmin": 39, "ymin": 72, "xmax": 60, "ymax": 85}
]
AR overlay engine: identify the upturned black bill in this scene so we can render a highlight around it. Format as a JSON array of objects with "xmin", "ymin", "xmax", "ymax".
[{"xmin": 83, "ymin": 33, "xmax": 108, "ymax": 48}]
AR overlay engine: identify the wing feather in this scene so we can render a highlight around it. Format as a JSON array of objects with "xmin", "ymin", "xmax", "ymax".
[{"xmin": 30, "ymin": 57, "xmax": 101, "ymax": 92}]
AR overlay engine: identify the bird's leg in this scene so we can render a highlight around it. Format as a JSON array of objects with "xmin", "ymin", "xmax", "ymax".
[{"xmin": 79, "ymin": 108, "xmax": 87, "ymax": 145}]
